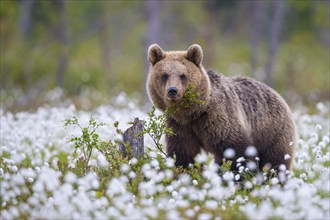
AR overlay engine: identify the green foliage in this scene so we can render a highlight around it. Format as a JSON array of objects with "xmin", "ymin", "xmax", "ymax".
[
  {"xmin": 166, "ymin": 84, "xmax": 206, "ymax": 117},
  {"xmin": 143, "ymin": 106, "xmax": 174, "ymax": 157},
  {"xmin": 181, "ymin": 84, "xmax": 206, "ymax": 107},
  {"xmin": 61, "ymin": 105, "xmax": 175, "ymax": 179},
  {"xmin": 64, "ymin": 115, "xmax": 107, "ymax": 174}
]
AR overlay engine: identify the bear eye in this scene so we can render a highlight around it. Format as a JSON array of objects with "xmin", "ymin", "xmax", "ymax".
[
  {"xmin": 161, "ymin": 73, "xmax": 169, "ymax": 82},
  {"xmin": 180, "ymin": 74, "xmax": 187, "ymax": 81}
]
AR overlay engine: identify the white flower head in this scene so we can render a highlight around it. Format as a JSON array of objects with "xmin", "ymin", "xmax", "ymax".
[
  {"xmin": 245, "ymin": 146, "xmax": 257, "ymax": 157},
  {"xmin": 236, "ymin": 157, "xmax": 245, "ymax": 163},
  {"xmin": 284, "ymin": 154, "xmax": 291, "ymax": 160},
  {"xmin": 224, "ymin": 148, "xmax": 236, "ymax": 159},
  {"xmin": 129, "ymin": 157, "xmax": 138, "ymax": 165},
  {"xmin": 120, "ymin": 164, "xmax": 130, "ymax": 173},
  {"xmin": 244, "ymin": 181, "xmax": 253, "ymax": 189},
  {"xmin": 195, "ymin": 153, "xmax": 208, "ymax": 163},
  {"xmin": 223, "ymin": 172, "xmax": 234, "ymax": 182},
  {"xmin": 271, "ymin": 177, "xmax": 279, "ymax": 185},
  {"xmin": 97, "ymin": 154, "xmax": 108, "ymax": 167},
  {"xmin": 165, "ymin": 157, "xmax": 175, "ymax": 168},
  {"xmin": 279, "ymin": 164, "xmax": 287, "ymax": 171},
  {"xmin": 246, "ymin": 161, "xmax": 257, "ymax": 170}
]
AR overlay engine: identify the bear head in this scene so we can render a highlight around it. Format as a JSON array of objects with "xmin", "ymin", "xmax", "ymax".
[{"xmin": 146, "ymin": 44, "xmax": 211, "ymax": 122}]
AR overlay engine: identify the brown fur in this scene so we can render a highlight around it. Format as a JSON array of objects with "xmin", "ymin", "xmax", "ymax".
[{"xmin": 146, "ymin": 44, "xmax": 296, "ymax": 172}]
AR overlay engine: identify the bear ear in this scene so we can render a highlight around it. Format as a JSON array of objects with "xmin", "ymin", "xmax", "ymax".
[
  {"xmin": 148, "ymin": 44, "xmax": 165, "ymax": 65},
  {"xmin": 186, "ymin": 44, "xmax": 203, "ymax": 66}
]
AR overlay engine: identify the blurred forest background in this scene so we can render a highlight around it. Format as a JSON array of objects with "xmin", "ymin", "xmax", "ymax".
[{"xmin": 0, "ymin": 0, "xmax": 329, "ymax": 111}]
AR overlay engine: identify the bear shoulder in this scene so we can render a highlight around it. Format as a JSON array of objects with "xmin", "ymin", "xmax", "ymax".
[{"xmin": 206, "ymin": 70, "xmax": 222, "ymax": 83}]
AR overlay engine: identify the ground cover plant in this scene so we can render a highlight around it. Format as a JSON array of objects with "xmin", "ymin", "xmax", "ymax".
[{"xmin": 1, "ymin": 93, "xmax": 329, "ymax": 219}]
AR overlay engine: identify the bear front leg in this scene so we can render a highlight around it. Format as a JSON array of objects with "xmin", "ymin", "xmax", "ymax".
[
  {"xmin": 166, "ymin": 119, "xmax": 201, "ymax": 168},
  {"xmin": 229, "ymin": 145, "xmax": 252, "ymax": 173},
  {"xmin": 214, "ymin": 135, "xmax": 253, "ymax": 173}
]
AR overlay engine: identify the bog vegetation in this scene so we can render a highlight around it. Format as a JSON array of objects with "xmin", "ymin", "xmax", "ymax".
[{"xmin": 1, "ymin": 94, "xmax": 329, "ymax": 219}]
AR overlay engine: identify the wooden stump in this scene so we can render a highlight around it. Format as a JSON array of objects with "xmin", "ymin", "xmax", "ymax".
[{"xmin": 120, "ymin": 118, "xmax": 144, "ymax": 159}]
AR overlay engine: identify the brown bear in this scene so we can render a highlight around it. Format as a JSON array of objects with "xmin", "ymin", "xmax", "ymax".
[{"xmin": 146, "ymin": 44, "xmax": 296, "ymax": 173}]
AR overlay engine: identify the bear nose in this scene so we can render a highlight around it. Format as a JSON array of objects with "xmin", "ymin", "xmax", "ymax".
[{"xmin": 167, "ymin": 87, "xmax": 178, "ymax": 97}]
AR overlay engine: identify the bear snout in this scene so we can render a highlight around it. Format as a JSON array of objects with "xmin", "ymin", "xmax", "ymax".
[{"xmin": 167, "ymin": 86, "xmax": 179, "ymax": 99}]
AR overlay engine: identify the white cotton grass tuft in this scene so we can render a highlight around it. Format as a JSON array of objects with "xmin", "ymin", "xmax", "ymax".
[
  {"xmin": 244, "ymin": 181, "xmax": 253, "ymax": 189},
  {"xmin": 236, "ymin": 157, "xmax": 245, "ymax": 163},
  {"xmin": 120, "ymin": 164, "xmax": 130, "ymax": 173},
  {"xmin": 246, "ymin": 161, "xmax": 257, "ymax": 170},
  {"xmin": 245, "ymin": 146, "xmax": 257, "ymax": 157},
  {"xmin": 150, "ymin": 159, "xmax": 159, "ymax": 168},
  {"xmin": 129, "ymin": 158, "xmax": 138, "ymax": 165},
  {"xmin": 224, "ymin": 148, "xmax": 236, "ymax": 159},
  {"xmin": 284, "ymin": 154, "xmax": 291, "ymax": 160},
  {"xmin": 271, "ymin": 177, "xmax": 279, "ymax": 185},
  {"xmin": 1, "ymin": 96, "xmax": 329, "ymax": 220},
  {"xmin": 97, "ymin": 154, "xmax": 108, "ymax": 167},
  {"xmin": 165, "ymin": 157, "xmax": 175, "ymax": 168},
  {"xmin": 222, "ymin": 172, "xmax": 234, "ymax": 182},
  {"xmin": 195, "ymin": 153, "xmax": 209, "ymax": 163},
  {"xmin": 279, "ymin": 164, "xmax": 287, "ymax": 171}
]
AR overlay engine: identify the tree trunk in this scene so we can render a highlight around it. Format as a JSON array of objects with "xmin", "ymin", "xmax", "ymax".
[
  {"xmin": 19, "ymin": 0, "xmax": 34, "ymax": 91},
  {"xmin": 97, "ymin": 2, "xmax": 111, "ymax": 83},
  {"xmin": 264, "ymin": 0, "xmax": 285, "ymax": 87},
  {"xmin": 56, "ymin": 0, "xmax": 69, "ymax": 88},
  {"xmin": 203, "ymin": 0, "xmax": 217, "ymax": 67},
  {"xmin": 19, "ymin": 0, "xmax": 34, "ymax": 39},
  {"xmin": 249, "ymin": 0, "xmax": 263, "ymax": 78},
  {"xmin": 144, "ymin": 0, "xmax": 161, "ymax": 108}
]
